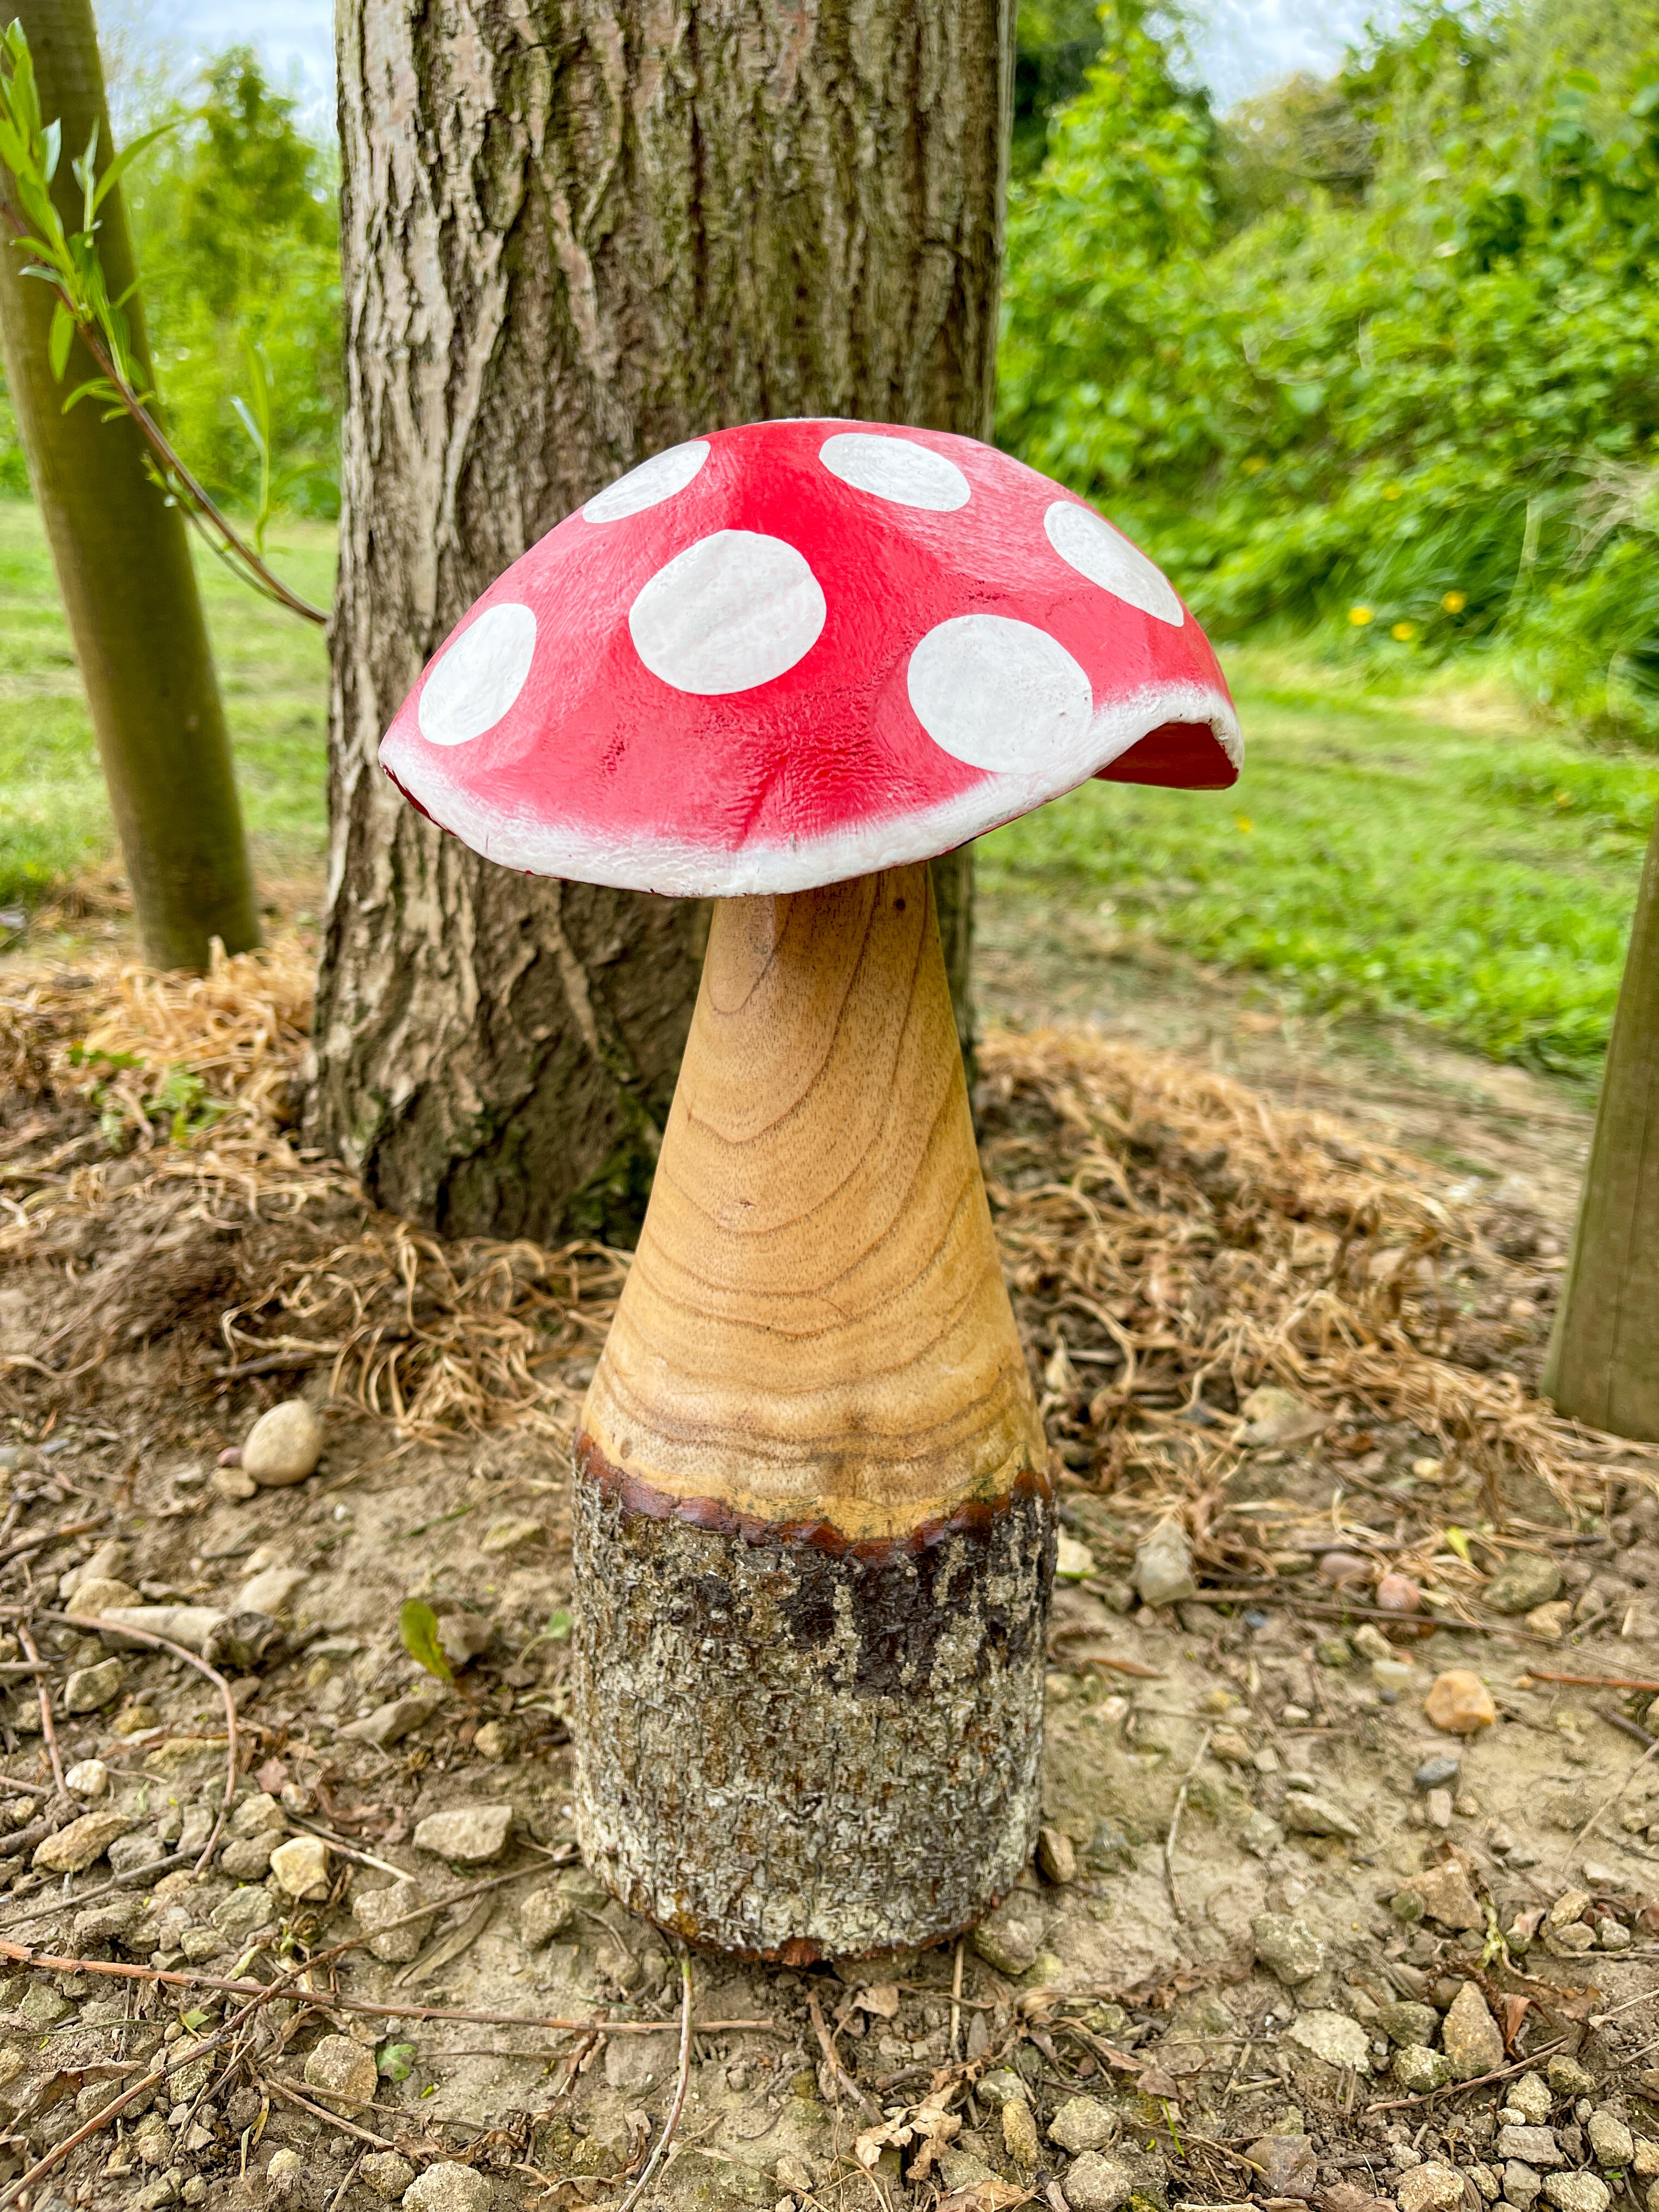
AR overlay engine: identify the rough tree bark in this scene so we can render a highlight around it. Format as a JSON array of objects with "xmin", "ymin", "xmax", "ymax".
[
  {"xmin": 0, "ymin": 0, "xmax": 258, "ymax": 970},
  {"xmin": 312, "ymin": 0, "xmax": 1009, "ymax": 1242},
  {"xmin": 1544, "ymin": 811, "xmax": 1659, "ymax": 1439}
]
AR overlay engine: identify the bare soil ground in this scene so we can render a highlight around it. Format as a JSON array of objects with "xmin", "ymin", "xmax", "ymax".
[{"xmin": 0, "ymin": 920, "xmax": 1653, "ymax": 2212}]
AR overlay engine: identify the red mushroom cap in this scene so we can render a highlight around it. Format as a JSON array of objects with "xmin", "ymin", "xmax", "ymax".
[{"xmin": 380, "ymin": 420, "xmax": 1240, "ymax": 897}]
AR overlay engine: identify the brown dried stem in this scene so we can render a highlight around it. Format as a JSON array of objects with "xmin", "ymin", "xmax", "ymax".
[{"xmin": 16, "ymin": 1624, "xmax": 63, "ymax": 1795}]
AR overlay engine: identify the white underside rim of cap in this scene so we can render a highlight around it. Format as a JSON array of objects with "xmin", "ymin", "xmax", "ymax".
[{"xmin": 382, "ymin": 681, "xmax": 1243, "ymax": 900}]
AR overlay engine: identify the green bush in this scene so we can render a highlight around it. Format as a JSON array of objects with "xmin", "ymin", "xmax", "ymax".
[{"xmin": 998, "ymin": 0, "xmax": 1659, "ymax": 741}]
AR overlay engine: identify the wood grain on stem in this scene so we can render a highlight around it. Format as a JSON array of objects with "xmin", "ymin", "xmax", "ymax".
[{"xmin": 582, "ymin": 864, "xmax": 1041, "ymax": 1541}]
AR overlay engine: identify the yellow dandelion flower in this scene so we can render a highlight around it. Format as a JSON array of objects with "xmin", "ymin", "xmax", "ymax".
[
  {"xmin": 1243, "ymin": 456, "xmax": 1268, "ymax": 475},
  {"xmin": 1442, "ymin": 590, "xmax": 1468, "ymax": 613},
  {"xmin": 1383, "ymin": 484, "xmax": 1403, "ymax": 500},
  {"xmin": 1391, "ymin": 621, "xmax": 1417, "ymax": 641},
  {"xmin": 1348, "ymin": 606, "xmax": 1374, "ymax": 626},
  {"xmin": 1235, "ymin": 814, "xmax": 1254, "ymax": 833}
]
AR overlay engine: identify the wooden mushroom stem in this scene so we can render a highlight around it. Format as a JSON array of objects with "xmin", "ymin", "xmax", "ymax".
[{"xmin": 573, "ymin": 861, "xmax": 1052, "ymax": 1960}]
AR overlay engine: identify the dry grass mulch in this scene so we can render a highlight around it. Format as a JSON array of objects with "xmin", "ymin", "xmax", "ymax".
[{"xmin": 1, "ymin": 935, "xmax": 1652, "ymax": 1603}]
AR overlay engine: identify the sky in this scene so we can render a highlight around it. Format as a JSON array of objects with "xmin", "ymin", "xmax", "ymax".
[{"xmin": 106, "ymin": 0, "xmax": 1400, "ymax": 128}]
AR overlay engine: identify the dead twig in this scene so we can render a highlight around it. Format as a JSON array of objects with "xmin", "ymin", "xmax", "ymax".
[
  {"xmin": 15, "ymin": 1626, "xmax": 62, "ymax": 1796},
  {"xmin": 1522, "ymin": 1669, "xmax": 1659, "ymax": 1694},
  {"xmin": 611, "ymin": 1948, "xmax": 694, "ymax": 2212},
  {"xmin": 1366, "ymin": 2038, "xmax": 1567, "ymax": 2112},
  {"xmin": 263, "ymin": 2078, "xmax": 397, "ymax": 2149},
  {"xmin": 1163, "ymin": 1725, "xmax": 1213, "ymax": 1921},
  {"xmin": 950, "ymin": 1937, "xmax": 964, "ymax": 2062},
  {"xmin": 808, "ymin": 1989, "xmax": 881, "ymax": 2121}
]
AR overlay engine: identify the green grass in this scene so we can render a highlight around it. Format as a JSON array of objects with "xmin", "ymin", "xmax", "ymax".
[
  {"xmin": 0, "ymin": 493, "xmax": 1649, "ymax": 1075},
  {"xmin": 0, "ymin": 497, "xmax": 333, "ymax": 910},
  {"xmin": 981, "ymin": 647, "xmax": 1657, "ymax": 1074}
]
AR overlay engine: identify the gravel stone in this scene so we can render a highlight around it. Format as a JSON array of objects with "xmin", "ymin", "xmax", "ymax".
[
  {"xmin": 1397, "ymin": 2164, "xmax": 1466, "ymax": 2212},
  {"xmin": 1378, "ymin": 2001, "xmax": 1440, "ymax": 2047},
  {"xmin": 1485, "ymin": 1556, "xmax": 1563, "ymax": 1615},
  {"xmin": 1003, "ymin": 2098, "xmax": 1040, "ymax": 2169},
  {"xmin": 342, "ymin": 1691, "xmax": 445, "ymax": 1749},
  {"xmin": 267, "ymin": 2150, "xmax": 303, "ymax": 2193},
  {"xmin": 236, "ymin": 1566, "xmax": 307, "ymax": 1617},
  {"xmin": 232, "ymin": 1793, "xmax": 286, "ymax": 1838},
  {"xmin": 1251, "ymin": 1914, "xmax": 1324, "ymax": 1985},
  {"xmin": 1542, "ymin": 2177, "xmax": 1611, "ymax": 2212},
  {"xmin": 1281, "ymin": 1792, "xmax": 1362, "ymax": 1839},
  {"xmin": 354, "ymin": 1878, "xmax": 434, "ymax": 1963},
  {"xmin": 1133, "ymin": 1522, "xmax": 1197, "ymax": 1608},
  {"xmin": 1037, "ymin": 1826, "xmax": 1077, "ymax": 1885},
  {"xmin": 1497, "ymin": 2131, "xmax": 1564, "ymax": 2170},
  {"xmin": 1050, "ymin": 2097, "xmax": 1117, "ymax": 2154},
  {"xmin": 1287, "ymin": 2010, "xmax": 1372, "ymax": 2071},
  {"xmin": 1424, "ymin": 1669, "xmax": 1498, "ymax": 1733},
  {"xmin": 1442, "ymin": 1981, "xmax": 1505, "ymax": 2080},
  {"xmin": 1588, "ymin": 2114, "xmax": 1634, "ymax": 2169},
  {"xmin": 1414, "ymin": 1756, "xmax": 1462, "ymax": 1791},
  {"xmin": 518, "ymin": 1887, "xmax": 577, "ymax": 1949},
  {"xmin": 63, "ymin": 1659, "xmax": 124, "ymax": 1714},
  {"xmin": 413, "ymin": 1804, "xmax": 512, "ymax": 1864},
  {"xmin": 974, "ymin": 2072, "xmax": 1027, "ymax": 2112},
  {"xmin": 33, "ymin": 1809, "xmax": 129, "ymax": 1874},
  {"xmin": 1394, "ymin": 2046, "xmax": 1454, "ymax": 2093},
  {"xmin": 1062, "ymin": 2151, "xmax": 1153, "ymax": 2212},
  {"xmin": 361, "ymin": 2155, "xmax": 416, "ymax": 2203},
  {"xmin": 972, "ymin": 1894, "xmax": 1043, "ymax": 1977},
  {"xmin": 303, "ymin": 2035, "xmax": 377, "ymax": 2109},
  {"xmin": 1510, "ymin": 2078, "xmax": 1553, "ymax": 2125},
  {"xmin": 1244, "ymin": 2136, "xmax": 1317, "ymax": 2199},
  {"xmin": 1548, "ymin": 2058, "xmax": 1596, "ymax": 2099},
  {"xmin": 65, "ymin": 1759, "xmax": 108, "ymax": 1798},
  {"xmin": 212, "ymin": 1884, "xmax": 278, "ymax": 1939},
  {"xmin": 403, "ymin": 2164, "xmax": 492, "ymax": 2212},
  {"xmin": 1398, "ymin": 1862, "xmax": 1485, "ymax": 1931},
  {"xmin": 218, "ymin": 1835, "xmax": 276, "ymax": 1879},
  {"xmin": 242, "ymin": 1401, "xmax": 324, "ymax": 1487},
  {"xmin": 1504, "ymin": 2166, "xmax": 1542, "ymax": 2208},
  {"xmin": 268, "ymin": 1836, "xmax": 330, "ymax": 1898}
]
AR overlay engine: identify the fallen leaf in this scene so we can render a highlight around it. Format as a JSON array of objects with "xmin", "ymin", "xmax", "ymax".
[
  {"xmin": 393, "ymin": 1898, "xmax": 494, "ymax": 1988},
  {"xmin": 937, "ymin": 2184, "xmax": 1033, "ymax": 2212},
  {"xmin": 855, "ymin": 1983, "xmax": 901, "ymax": 2020},
  {"xmin": 399, "ymin": 1599, "xmax": 454, "ymax": 1685}
]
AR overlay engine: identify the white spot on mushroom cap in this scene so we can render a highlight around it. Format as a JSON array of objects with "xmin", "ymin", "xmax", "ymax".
[
  {"xmin": 629, "ymin": 530, "xmax": 826, "ymax": 696},
  {"xmin": 907, "ymin": 614, "xmax": 1094, "ymax": 773},
  {"xmin": 818, "ymin": 431, "xmax": 971, "ymax": 512},
  {"xmin": 583, "ymin": 441, "xmax": 710, "ymax": 523},
  {"xmin": 417, "ymin": 602, "xmax": 538, "ymax": 747},
  {"xmin": 1044, "ymin": 500, "xmax": 1184, "ymax": 627}
]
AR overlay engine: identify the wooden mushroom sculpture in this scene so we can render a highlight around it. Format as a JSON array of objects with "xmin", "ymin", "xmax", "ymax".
[{"xmin": 380, "ymin": 421, "xmax": 1241, "ymax": 1960}]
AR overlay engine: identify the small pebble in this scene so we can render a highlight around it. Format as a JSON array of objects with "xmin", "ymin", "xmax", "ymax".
[
  {"xmin": 1036, "ymin": 1825, "xmax": 1076, "ymax": 1884},
  {"xmin": 413, "ymin": 1803, "xmax": 514, "ymax": 1864},
  {"xmin": 303, "ymin": 2035, "xmax": 377, "ymax": 2110},
  {"xmin": 1587, "ymin": 2112, "xmax": 1634, "ymax": 2169},
  {"xmin": 1441, "ymin": 1980, "xmax": 1504, "ymax": 2080},
  {"xmin": 269, "ymin": 1834, "xmax": 331, "ymax": 1898},
  {"xmin": 242, "ymin": 1400, "xmax": 325, "ymax": 1487},
  {"xmin": 1376, "ymin": 1572, "xmax": 1422, "ymax": 1613},
  {"xmin": 403, "ymin": 2164, "xmax": 493, "ymax": 2212},
  {"xmin": 1397, "ymin": 2164, "xmax": 1465, "ymax": 2212},
  {"xmin": 64, "ymin": 1759, "xmax": 109, "ymax": 1798},
  {"xmin": 1424, "ymin": 1668, "xmax": 1498, "ymax": 1734},
  {"xmin": 1414, "ymin": 1754, "xmax": 1462, "ymax": 1791}
]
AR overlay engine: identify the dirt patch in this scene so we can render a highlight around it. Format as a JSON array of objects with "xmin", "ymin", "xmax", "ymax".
[{"xmin": 0, "ymin": 937, "xmax": 1652, "ymax": 2212}]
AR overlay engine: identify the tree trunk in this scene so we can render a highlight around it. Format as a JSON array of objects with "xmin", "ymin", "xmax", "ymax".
[
  {"xmin": 1544, "ymin": 811, "xmax": 1659, "ymax": 1438},
  {"xmin": 573, "ymin": 863, "xmax": 1049, "ymax": 1958},
  {"xmin": 0, "ymin": 0, "xmax": 258, "ymax": 969},
  {"xmin": 312, "ymin": 0, "xmax": 1009, "ymax": 1243}
]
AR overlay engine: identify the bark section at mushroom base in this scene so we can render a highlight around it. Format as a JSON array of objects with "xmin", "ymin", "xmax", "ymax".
[
  {"xmin": 573, "ymin": 1441, "xmax": 1053, "ymax": 1959},
  {"xmin": 571, "ymin": 863, "xmax": 1052, "ymax": 1955}
]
